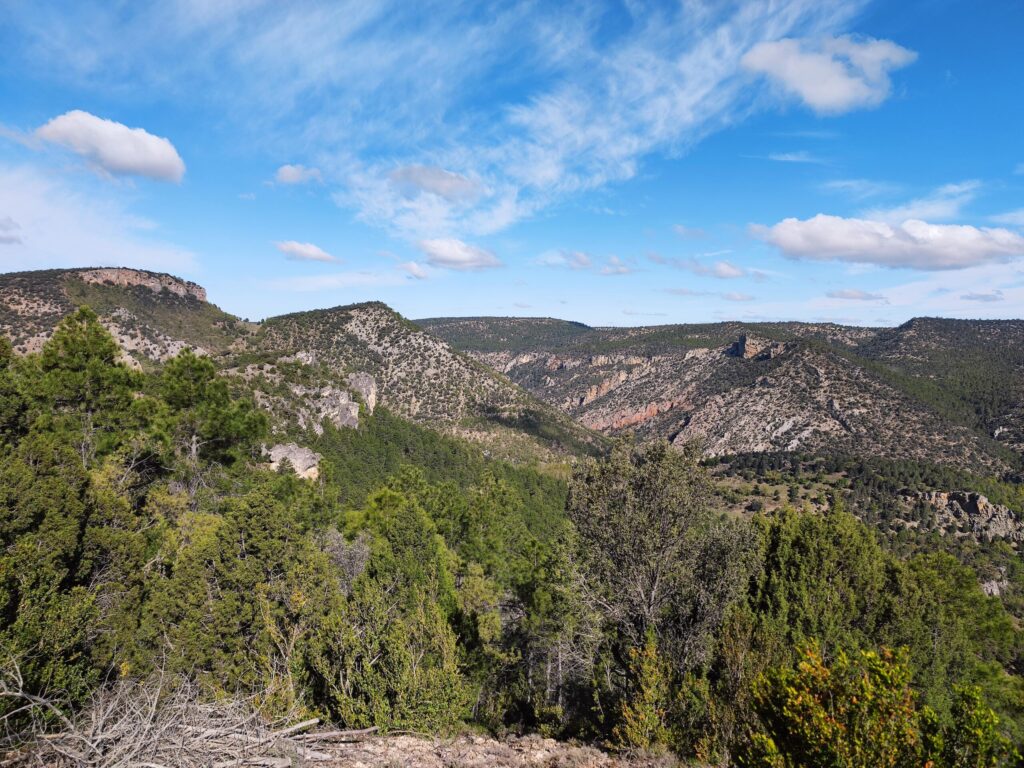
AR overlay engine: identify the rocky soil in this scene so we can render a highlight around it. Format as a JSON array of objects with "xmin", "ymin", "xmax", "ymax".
[{"xmin": 312, "ymin": 734, "xmax": 678, "ymax": 768}]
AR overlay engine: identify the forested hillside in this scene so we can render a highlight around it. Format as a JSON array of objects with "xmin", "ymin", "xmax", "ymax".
[{"xmin": 1, "ymin": 307, "xmax": 1022, "ymax": 767}]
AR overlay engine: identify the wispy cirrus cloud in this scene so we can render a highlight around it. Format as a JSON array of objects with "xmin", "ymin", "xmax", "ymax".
[
  {"xmin": 649, "ymin": 252, "xmax": 766, "ymax": 281},
  {"xmin": 863, "ymin": 180, "xmax": 980, "ymax": 223},
  {"xmin": 0, "ymin": 216, "xmax": 21, "ymax": 245},
  {"xmin": 767, "ymin": 150, "xmax": 823, "ymax": 163},
  {"xmin": 991, "ymin": 209, "xmax": 1024, "ymax": 227},
  {"xmin": 4, "ymin": 1, "xmax": 881, "ymax": 245},
  {"xmin": 827, "ymin": 288, "xmax": 887, "ymax": 301},
  {"xmin": 961, "ymin": 289, "xmax": 1003, "ymax": 302},
  {"xmin": 0, "ymin": 163, "xmax": 195, "ymax": 271},
  {"xmin": 821, "ymin": 178, "xmax": 899, "ymax": 199}
]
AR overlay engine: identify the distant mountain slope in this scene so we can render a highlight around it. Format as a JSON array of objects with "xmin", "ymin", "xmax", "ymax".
[
  {"xmin": 0, "ymin": 268, "xmax": 603, "ymax": 461},
  {"xmin": 418, "ymin": 315, "xmax": 1021, "ymax": 475}
]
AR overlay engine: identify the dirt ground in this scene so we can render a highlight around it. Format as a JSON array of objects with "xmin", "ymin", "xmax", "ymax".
[{"xmin": 307, "ymin": 733, "xmax": 682, "ymax": 768}]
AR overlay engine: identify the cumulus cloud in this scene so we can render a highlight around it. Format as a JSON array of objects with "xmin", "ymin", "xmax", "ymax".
[
  {"xmin": 864, "ymin": 180, "xmax": 979, "ymax": 223},
  {"xmin": 536, "ymin": 250, "xmax": 593, "ymax": 270},
  {"xmin": 753, "ymin": 214, "xmax": 1024, "ymax": 270},
  {"xmin": 741, "ymin": 35, "xmax": 916, "ymax": 114},
  {"xmin": 275, "ymin": 240, "xmax": 337, "ymax": 262},
  {"xmin": 389, "ymin": 166, "xmax": 479, "ymax": 202},
  {"xmin": 0, "ymin": 216, "xmax": 21, "ymax": 245},
  {"xmin": 417, "ymin": 238, "xmax": 501, "ymax": 270},
  {"xmin": 275, "ymin": 164, "xmax": 323, "ymax": 185},
  {"xmin": 827, "ymin": 288, "xmax": 887, "ymax": 301},
  {"xmin": 961, "ymin": 290, "xmax": 1003, "ymax": 302},
  {"xmin": 992, "ymin": 209, "xmax": 1024, "ymax": 227},
  {"xmin": 36, "ymin": 110, "xmax": 185, "ymax": 182},
  {"xmin": 601, "ymin": 256, "xmax": 634, "ymax": 275}
]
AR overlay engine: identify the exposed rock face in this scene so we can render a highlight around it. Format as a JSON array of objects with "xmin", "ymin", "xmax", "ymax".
[
  {"xmin": 903, "ymin": 490, "xmax": 1024, "ymax": 544},
  {"xmin": 79, "ymin": 268, "xmax": 207, "ymax": 302},
  {"xmin": 288, "ymin": 385, "xmax": 361, "ymax": 433},
  {"xmin": 265, "ymin": 443, "xmax": 321, "ymax": 480},
  {"xmin": 346, "ymin": 371, "xmax": 378, "ymax": 413},
  {"xmin": 730, "ymin": 333, "xmax": 785, "ymax": 360}
]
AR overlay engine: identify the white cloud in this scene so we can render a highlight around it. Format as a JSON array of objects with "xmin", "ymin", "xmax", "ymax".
[
  {"xmin": 992, "ymin": 209, "xmax": 1024, "ymax": 227},
  {"xmin": 417, "ymin": 238, "xmax": 501, "ymax": 270},
  {"xmin": 863, "ymin": 180, "xmax": 979, "ymax": 223},
  {"xmin": 767, "ymin": 151, "xmax": 822, "ymax": 163},
  {"xmin": 827, "ymin": 288, "xmax": 887, "ymax": 301},
  {"xmin": 400, "ymin": 261, "xmax": 429, "ymax": 279},
  {"xmin": 722, "ymin": 291, "xmax": 755, "ymax": 302},
  {"xmin": 0, "ymin": 216, "xmax": 21, "ymax": 245},
  {"xmin": 536, "ymin": 249, "xmax": 593, "ymax": 270},
  {"xmin": 601, "ymin": 256, "xmax": 634, "ymax": 275},
  {"xmin": 275, "ymin": 164, "xmax": 322, "ymax": 185},
  {"xmin": 741, "ymin": 35, "xmax": 916, "ymax": 114},
  {"xmin": 36, "ymin": 110, "xmax": 185, "ymax": 182},
  {"xmin": 666, "ymin": 287, "xmax": 711, "ymax": 297},
  {"xmin": 650, "ymin": 252, "xmax": 750, "ymax": 280},
  {"xmin": 961, "ymin": 290, "xmax": 1003, "ymax": 302},
  {"xmin": 754, "ymin": 214, "xmax": 1024, "ymax": 270},
  {"xmin": 274, "ymin": 240, "xmax": 337, "ymax": 262},
  {"xmin": 822, "ymin": 178, "xmax": 897, "ymax": 199},
  {"xmin": 9, "ymin": 3, "xmax": 874, "ymax": 241},
  {"xmin": 0, "ymin": 164, "xmax": 195, "ymax": 271},
  {"xmin": 622, "ymin": 309, "xmax": 667, "ymax": 317},
  {"xmin": 389, "ymin": 166, "xmax": 479, "ymax": 202},
  {"xmin": 672, "ymin": 225, "xmax": 706, "ymax": 239},
  {"xmin": 1015, "ymin": 163, "xmax": 1024, "ymax": 175}
]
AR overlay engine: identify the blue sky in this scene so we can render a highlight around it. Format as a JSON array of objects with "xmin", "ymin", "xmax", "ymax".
[{"xmin": 1, "ymin": 0, "xmax": 1022, "ymax": 326}]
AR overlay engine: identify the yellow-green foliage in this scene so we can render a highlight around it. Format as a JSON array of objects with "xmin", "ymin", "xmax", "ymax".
[
  {"xmin": 740, "ymin": 646, "xmax": 1018, "ymax": 768},
  {"xmin": 614, "ymin": 630, "xmax": 671, "ymax": 752}
]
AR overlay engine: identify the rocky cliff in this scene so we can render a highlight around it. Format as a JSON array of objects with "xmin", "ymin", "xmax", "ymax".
[{"xmin": 420, "ymin": 315, "xmax": 1022, "ymax": 476}]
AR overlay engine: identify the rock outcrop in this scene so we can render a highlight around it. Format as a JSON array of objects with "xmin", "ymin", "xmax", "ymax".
[
  {"xmin": 903, "ymin": 490, "xmax": 1024, "ymax": 544},
  {"xmin": 346, "ymin": 372, "xmax": 378, "ymax": 413},
  {"xmin": 265, "ymin": 443, "xmax": 321, "ymax": 480},
  {"xmin": 287, "ymin": 384, "xmax": 361, "ymax": 433},
  {"xmin": 79, "ymin": 268, "xmax": 207, "ymax": 302},
  {"xmin": 730, "ymin": 333, "xmax": 785, "ymax": 360}
]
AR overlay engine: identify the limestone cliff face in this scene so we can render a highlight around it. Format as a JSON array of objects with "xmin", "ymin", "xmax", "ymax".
[
  {"xmin": 901, "ymin": 490, "xmax": 1024, "ymax": 544},
  {"xmin": 265, "ymin": 443, "xmax": 321, "ymax": 480},
  {"xmin": 79, "ymin": 268, "xmax": 207, "ymax": 302}
]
